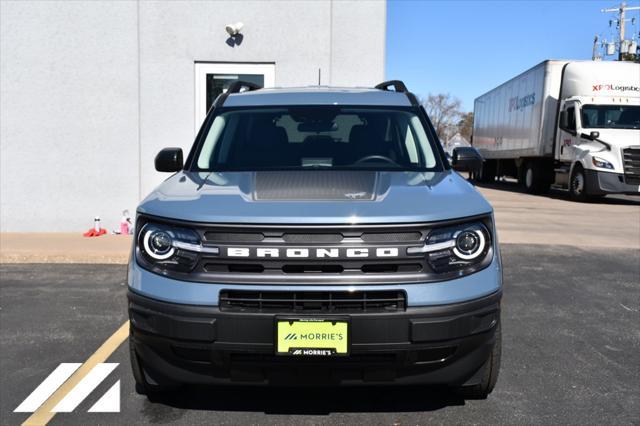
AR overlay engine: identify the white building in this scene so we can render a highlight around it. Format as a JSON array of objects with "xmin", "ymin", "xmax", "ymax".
[
  {"xmin": 444, "ymin": 133, "xmax": 470, "ymax": 155},
  {"xmin": 0, "ymin": 1, "xmax": 386, "ymax": 231}
]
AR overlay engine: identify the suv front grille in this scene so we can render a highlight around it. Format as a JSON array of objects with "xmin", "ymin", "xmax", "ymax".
[
  {"xmin": 203, "ymin": 230, "xmax": 423, "ymax": 244},
  {"xmin": 623, "ymin": 146, "xmax": 640, "ymax": 185},
  {"xmin": 192, "ymin": 223, "xmax": 431, "ymax": 285},
  {"xmin": 219, "ymin": 290, "xmax": 406, "ymax": 313}
]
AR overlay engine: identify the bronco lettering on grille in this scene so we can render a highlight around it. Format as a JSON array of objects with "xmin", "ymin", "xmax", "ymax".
[{"xmin": 226, "ymin": 247, "xmax": 399, "ymax": 258}]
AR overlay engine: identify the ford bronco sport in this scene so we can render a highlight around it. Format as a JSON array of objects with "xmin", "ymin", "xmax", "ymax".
[{"xmin": 128, "ymin": 80, "xmax": 501, "ymax": 398}]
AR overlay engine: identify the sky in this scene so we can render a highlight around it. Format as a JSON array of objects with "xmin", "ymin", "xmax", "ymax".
[{"xmin": 386, "ymin": 0, "xmax": 640, "ymax": 112}]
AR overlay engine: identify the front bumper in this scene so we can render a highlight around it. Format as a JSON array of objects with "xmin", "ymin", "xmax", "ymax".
[
  {"xmin": 127, "ymin": 251, "xmax": 502, "ymax": 307},
  {"xmin": 128, "ymin": 289, "xmax": 501, "ymax": 386},
  {"xmin": 585, "ymin": 169, "xmax": 640, "ymax": 195}
]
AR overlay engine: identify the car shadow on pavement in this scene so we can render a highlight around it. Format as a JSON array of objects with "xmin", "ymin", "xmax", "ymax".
[{"xmin": 146, "ymin": 385, "xmax": 466, "ymax": 414}]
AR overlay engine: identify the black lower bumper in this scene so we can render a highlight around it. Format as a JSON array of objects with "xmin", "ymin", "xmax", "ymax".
[
  {"xmin": 585, "ymin": 170, "xmax": 640, "ymax": 195},
  {"xmin": 128, "ymin": 290, "xmax": 501, "ymax": 386}
]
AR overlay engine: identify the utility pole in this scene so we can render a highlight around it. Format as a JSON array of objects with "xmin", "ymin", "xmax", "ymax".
[{"xmin": 602, "ymin": 1, "xmax": 640, "ymax": 60}]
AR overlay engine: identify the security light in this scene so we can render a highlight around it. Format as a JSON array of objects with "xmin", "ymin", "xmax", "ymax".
[{"xmin": 225, "ymin": 22, "xmax": 244, "ymax": 36}]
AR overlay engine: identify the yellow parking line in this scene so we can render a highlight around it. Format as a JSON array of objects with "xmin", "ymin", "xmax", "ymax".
[{"xmin": 22, "ymin": 320, "xmax": 130, "ymax": 426}]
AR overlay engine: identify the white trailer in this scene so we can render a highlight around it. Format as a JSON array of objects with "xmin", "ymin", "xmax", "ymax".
[{"xmin": 472, "ymin": 60, "xmax": 640, "ymax": 200}]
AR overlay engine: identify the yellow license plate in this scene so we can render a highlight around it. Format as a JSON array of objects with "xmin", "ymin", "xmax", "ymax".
[{"xmin": 276, "ymin": 318, "xmax": 349, "ymax": 356}]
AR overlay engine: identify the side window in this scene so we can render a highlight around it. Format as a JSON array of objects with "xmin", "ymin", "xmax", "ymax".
[
  {"xmin": 566, "ymin": 107, "xmax": 576, "ymax": 131},
  {"xmin": 409, "ymin": 116, "xmax": 436, "ymax": 167},
  {"xmin": 197, "ymin": 114, "xmax": 227, "ymax": 168}
]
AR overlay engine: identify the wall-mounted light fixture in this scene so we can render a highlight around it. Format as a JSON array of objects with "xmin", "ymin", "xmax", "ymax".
[{"xmin": 225, "ymin": 22, "xmax": 244, "ymax": 37}]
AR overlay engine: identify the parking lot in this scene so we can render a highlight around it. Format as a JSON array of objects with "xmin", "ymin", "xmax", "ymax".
[{"xmin": 1, "ymin": 185, "xmax": 639, "ymax": 426}]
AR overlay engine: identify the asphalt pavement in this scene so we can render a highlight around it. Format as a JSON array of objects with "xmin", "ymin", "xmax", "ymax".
[{"xmin": 1, "ymin": 244, "xmax": 639, "ymax": 425}]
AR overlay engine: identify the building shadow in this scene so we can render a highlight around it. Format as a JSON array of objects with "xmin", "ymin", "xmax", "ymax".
[{"xmin": 146, "ymin": 384, "xmax": 466, "ymax": 414}]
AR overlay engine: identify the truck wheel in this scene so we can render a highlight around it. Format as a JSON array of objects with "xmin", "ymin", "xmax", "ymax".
[
  {"xmin": 520, "ymin": 161, "xmax": 551, "ymax": 194},
  {"xmin": 455, "ymin": 321, "xmax": 501, "ymax": 399},
  {"xmin": 569, "ymin": 164, "xmax": 597, "ymax": 202}
]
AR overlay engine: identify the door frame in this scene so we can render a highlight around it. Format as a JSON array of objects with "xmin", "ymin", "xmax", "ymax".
[
  {"xmin": 194, "ymin": 62, "xmax": 276, "ymax": 132},
  {"xmin": 556, "ymin": 99, "xmax": 581, "ymax": 161}
]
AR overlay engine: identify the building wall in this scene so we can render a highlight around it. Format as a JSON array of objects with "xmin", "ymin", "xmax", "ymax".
[
  {"xmin": 0, "ymin": 0, "xmax": 386, "ymax": 232},
  {"xmin": 1, "ymin": 1, "xmax": 140, "ymax": 232}
]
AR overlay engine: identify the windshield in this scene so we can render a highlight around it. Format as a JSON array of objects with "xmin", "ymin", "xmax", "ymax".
[
  {"xmin": 581, "ymin": 105, "xmax": 640, "ymax": 129},
  {"xmin": 193, "ymin": 107, "xmax": 440, "ymax": 171}
]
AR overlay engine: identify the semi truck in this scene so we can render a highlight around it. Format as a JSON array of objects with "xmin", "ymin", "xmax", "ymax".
[{"xmin": 472, "ymin": 60, "xmax": 640, "ymax": 200}]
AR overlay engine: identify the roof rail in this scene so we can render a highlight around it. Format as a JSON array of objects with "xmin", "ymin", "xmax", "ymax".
[
  {"xmin": 374, "ymin": 80, "xmax": 419, "ymax": 107},
  {"xmin": 214, "ymin": 80, "xmax": 262, "ymax": 108},
  {"xmin": 226, "ymin": 80, "xmax": 262, "ymax": 94},
  {"xmin": 375, "ymin": 80, "xmax": 408, "ymax": 93}
]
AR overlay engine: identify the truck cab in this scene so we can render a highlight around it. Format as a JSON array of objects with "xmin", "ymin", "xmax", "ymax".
[{"xmin": 556, "ymin": 81, "xmax": 640, "ymax": 200}]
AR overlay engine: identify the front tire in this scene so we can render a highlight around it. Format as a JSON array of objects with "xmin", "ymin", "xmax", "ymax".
[
  {"xmin": 455, "ymin": 321, "xmax": 501, "ymax": 399},
  {"xmin": 569, "ymin": 164, "xmax": 595, "ymax": 202}
]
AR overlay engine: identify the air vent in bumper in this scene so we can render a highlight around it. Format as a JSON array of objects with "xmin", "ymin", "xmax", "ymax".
[{"xmin": 219, "ymin": 290, "xmax": 407, "ymax": 313}]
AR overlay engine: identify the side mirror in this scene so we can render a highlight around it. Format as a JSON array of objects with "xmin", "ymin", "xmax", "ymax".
[
  {"xmin": 579, "ymin": 131, "xmax": 600, "ymax": 141},
  {"xmin": 452, "ymin": 147, "xmax": 483, "ymax": 174},
  {"xmin": 155, "ymin": 148, "xmax": 183, "ymax": 172}
]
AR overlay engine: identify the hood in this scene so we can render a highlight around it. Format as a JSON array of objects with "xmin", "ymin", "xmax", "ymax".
[
  {"xmin": 578, "ymin": 129, "xmax": 640, "ymax": 173},
  {"xmin": 588, "ymin": 128, "xmax": 640, "ymax": 149},
  {"xmin": 137, "ymin": 170, "xmax": 493, "ymax": 224}
]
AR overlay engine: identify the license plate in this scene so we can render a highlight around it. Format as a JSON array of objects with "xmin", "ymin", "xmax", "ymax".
[{"xmin": 276, "ymin": 318, "xmax": 349, "ymax": 356}]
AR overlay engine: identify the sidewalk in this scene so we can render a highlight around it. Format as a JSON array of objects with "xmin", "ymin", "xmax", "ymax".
[{"xmin": 0, "ymin": 233, "xmax": 132, "ymax": 264}]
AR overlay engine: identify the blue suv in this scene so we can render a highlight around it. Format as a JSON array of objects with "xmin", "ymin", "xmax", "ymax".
[{"xmin": 128, "ymin": 81, "xmax": 501, "ymax": 398}]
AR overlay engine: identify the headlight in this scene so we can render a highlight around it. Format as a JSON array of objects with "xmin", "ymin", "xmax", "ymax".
[
  {"xmin": 453, "ymin": 229, "xmax": 486, "ymax": 260},
  {"xmin": 409, "ymin": 221, "xmax": 493, "ymax": 275},
  {"xmin": 592, "ymin": 157, "xmax": 614, "ymax": 170},
  {"xmin": 137, "ymin": 222, "xmax": 218, "ymax": 272},
  {"xmin": 143, "ymin": 229, "xmax": 174, "ymax": 260}
]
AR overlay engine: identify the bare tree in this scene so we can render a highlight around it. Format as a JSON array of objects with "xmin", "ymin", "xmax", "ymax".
[
  {"xmin": 421, "ymin": 93, "xmax": 462, "ymax": 141},
  {"xmin": 457, "ymin": 112, "xmax": 474, "ymax": 142}
]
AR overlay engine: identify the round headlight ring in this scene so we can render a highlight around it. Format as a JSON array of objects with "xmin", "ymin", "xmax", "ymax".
[
  {"xmin": 143, "ymin": 228, "xmax": 175, "ymax": 260},
  {"xmin": 453, "ymin": 229, "xmax": 486, "ymax": 260}
]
